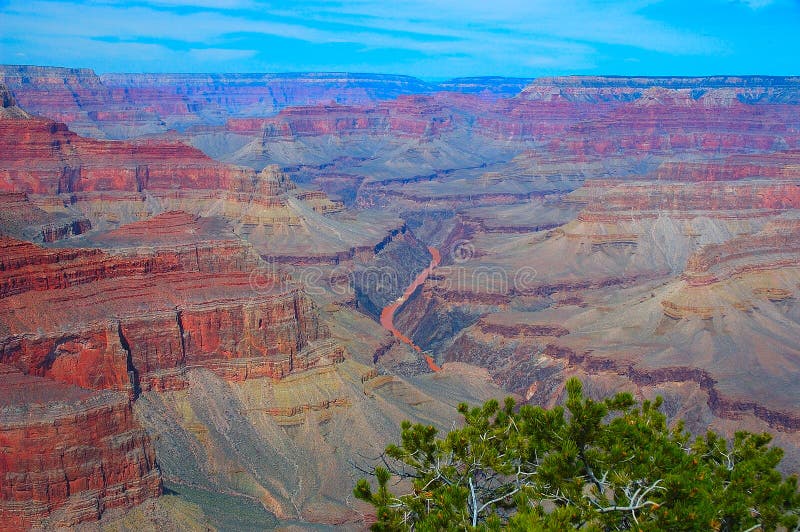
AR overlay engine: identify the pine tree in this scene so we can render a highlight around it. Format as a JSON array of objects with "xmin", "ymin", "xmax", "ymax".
[{"xmin": 354, "ymin": 378, "xmax": 800, "ymax": 531}]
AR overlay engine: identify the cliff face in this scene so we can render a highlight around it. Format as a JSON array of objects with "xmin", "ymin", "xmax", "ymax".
[
  {"xmin": 0, "ymin": 66, "xmax": 526, "ymax": 138},
  {"xmin": 0, "ymin": 212, "xmax": 334, "ymax": 391},
  {"xmin": 0, "ymin": 115, "xmax": 252, "ymax": 194},
  {"xmin": 0, "ymin": 210, "xmax": 344, "ymax": 526},
  {"xmin": 0, "ymin": 365, "xmax": 162, "ymax": 529},
  {"xmin": 0, "ymin": 85, "xmax": 29, "ymax": 120},
  {"xmin": 228, "ymin": 94, "xmax": 473, "ymax": 139}
]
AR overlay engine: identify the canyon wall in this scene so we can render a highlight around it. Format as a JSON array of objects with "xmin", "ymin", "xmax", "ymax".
[
  {"xmin": 5, "ymin": 71, "xmax": 800, "ymax": 524},
  {"xmin": 0, "ymin": 65, "xmax": 528, "ymax": 138},
  {"xmin": 0, "ymin": 365, "xmax": 161, "ymax": 529},
  {"xmin": 0, "ymin": 214, "xmax": 346, "ymax": 526}
]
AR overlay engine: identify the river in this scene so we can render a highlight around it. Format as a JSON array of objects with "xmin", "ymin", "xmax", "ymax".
[{"xmin": 379, "ymin": 246, "xmax": 441, "ymax": 372}]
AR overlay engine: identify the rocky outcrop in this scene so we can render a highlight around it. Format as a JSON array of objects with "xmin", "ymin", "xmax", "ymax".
[
  {"xmin": 682, "ymin": 219, "xmax": 800, "ymax": 286},
  {"xmin": 0, "ymin": 212, "xmax": 336, "ymax": 393},
  {"xmin": 658, "ymin": 219, "xmax": 800, "ymax": 318},
  {"xmin": 0, "ymin": 212, "xmax": 343, "ymax": 526},
  {"xmin": 0, "ymin": 364, "xmax": 161, "ymax": 529},
  {"xmin": 0, "ymin": 85, "xmax": 13, "ymax": 109},
  {"xmin": 227, "ymin": 95, "xmax": 474, "ymax": 139},
  {"xmin": 0, "ymin": 84, "xmax": 30, "ymax": 120},
  {"xmin": 0, "ymin": 192, "xmax": 91, "ymax": 243},
  {"xmin": 0, "ymin": 115, "xmax": 252, "ymax": 195}
]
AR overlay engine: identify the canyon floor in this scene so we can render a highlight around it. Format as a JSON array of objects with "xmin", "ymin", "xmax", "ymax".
[{"xmin": 1, "ymin": 67, "xmax": 800, "ymax": 529}]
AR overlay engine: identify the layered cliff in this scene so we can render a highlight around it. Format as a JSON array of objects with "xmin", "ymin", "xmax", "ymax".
[
  {"xmin": 0, "ymin": 213, "xmax": 338, "ymax": 392},
  {"xmin": 0, "ymin": 65, "xmax": 528, "ymax": 138},
  {"xmin": 0, "ymin": 208, "xmax": 348, "ymax": 526},
  {"xmin": 0, "ymin": 365, "xmax": 162, "ymax": 529},
  {"xmin": 0, "ymin": 114, "xmax": 252, "ymax": 194},
  {"xmin": 0, "ymin": 103, "xmax": 405, "ymax": 262},
  {"xmin": 661, "ymin": 219, "xmax": 800, "ymax": 318},
  {"xmin": 227, "ymin": 94, "xmax": 475, "ymax": 139}
]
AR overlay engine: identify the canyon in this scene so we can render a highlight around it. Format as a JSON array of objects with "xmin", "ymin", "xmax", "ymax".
[
  {"xmin": 379, "ymin": 246, "xmax": 442, "ymax": 372},
  {"xmin": 1, "ymin": 66, "xmax": 800, "ymax": 528}
]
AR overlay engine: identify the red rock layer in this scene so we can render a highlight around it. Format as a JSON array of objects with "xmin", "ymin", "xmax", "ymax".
[
  {"xmin": 227, "ymin": 95, "xmax": 467, "ymax": 138},
  {"xmin": 0, "ymin": 116, "xmax": 253, "ymax": 194},
  {"xmin": 0, "ymin": 211, "xmax": 330, "ymax": 392},
  {"xmin": 2, "ymin": 276, "xmax": 333, "ymax": 393},
  {"xmin": 0, "ymin": 213, "xmax": 341, "ymax": 526},
  {"xmin": 0, "ymin": 365, "xmax": 161, "ymax": 529},
  {"xmin": 654, "ymin": 151, "xmax": 800, "ymax": 182},
  {"xmin": 0, "ymin": 213, "xmax": 261, "ymax": 300},
  {"xmin": 0, "ymin": 67, "xmax": 106, "ymax": 126},
  {"xmin": 570, "ymin": 179, "xmax": 800, "ymax": 224}
]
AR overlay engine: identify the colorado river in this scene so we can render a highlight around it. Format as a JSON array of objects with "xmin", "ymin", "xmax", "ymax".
[{"xmin": 379, "ymin": 246, "xmax": 442, "ymax": 372}]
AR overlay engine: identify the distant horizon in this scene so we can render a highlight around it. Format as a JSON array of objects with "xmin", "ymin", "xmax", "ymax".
[
  {"xmin": 1, "ymin": 1, "xmax": 798, "ymax": 79},
  {"xmin": 2, "ymin": 63, "xmax": 799, "ymax": 84}
]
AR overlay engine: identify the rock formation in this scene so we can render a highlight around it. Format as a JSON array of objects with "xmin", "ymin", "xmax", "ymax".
[
  {"xmin": 0, "ymin": 66, "xmax": 528, "ymax": 139},
  {"xmin": 0, "ymin": 364, "xmax": 162, "ymax": 529},
  {"xmin": 4, "ymin": 71, "xmax": 800, "ymax": 525}
]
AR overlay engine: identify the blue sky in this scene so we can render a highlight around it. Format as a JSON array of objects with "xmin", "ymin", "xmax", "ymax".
[{"xmin": 0, "ymin": 0, "xmax": 798, "ymax": 78}]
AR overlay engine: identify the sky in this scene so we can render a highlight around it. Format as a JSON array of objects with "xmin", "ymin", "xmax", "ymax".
[{"xmin": 0, "ymin": 0, "xmax": 798, "ymax": 79}]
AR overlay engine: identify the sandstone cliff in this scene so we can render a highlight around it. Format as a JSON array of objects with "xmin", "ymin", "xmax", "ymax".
[
  {"xmin": 0, "ymin": 65, "xmax": 526, "ymax": 138},
  {"xmin": 0, "ymin": 365, "xmax": 161, "ymax": 529},
  {"xmin": 0, "ymin": 211, "xmax": 345, "ymax": 526}
]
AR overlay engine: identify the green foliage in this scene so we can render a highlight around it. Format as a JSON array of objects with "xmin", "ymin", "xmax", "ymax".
[{"xmin": 354, "ymin": 378, "xmax": 800, "ymax": 531}]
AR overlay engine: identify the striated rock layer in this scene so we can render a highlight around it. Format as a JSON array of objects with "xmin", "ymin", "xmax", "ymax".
[
  {"xmin": 0, "ymin": 213, "xmax": 338, "ymax": 391},
  {"xmin": 0, "ymin": 115, "xmax": 252, "ymax": 195},
  {"xmin": 0, "ymin": 65, "xmax": 529, "ymax": 138},
  {"xmin": 0, "ymin": 211, "xmax": 345, "ymax": 527},
  {"xmin": 5, "ymin": 70, "xmax": 800, "ymax": 523},
  {"xmin": 0, "ymin": 364, "xmax": 162, "ymax": 529},
  {"xmin": 0, "ymin": 98, "xmax": 403, "ymax": 261}
]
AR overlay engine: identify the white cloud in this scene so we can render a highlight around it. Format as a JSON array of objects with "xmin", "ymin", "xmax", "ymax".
[
  {"xmin": 0, "ymin": 0, "xmax": 729, "ymax": 74},
  {"xmin": 307, "ymin": 0, "xmax": 721, "ymax": 54}
]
